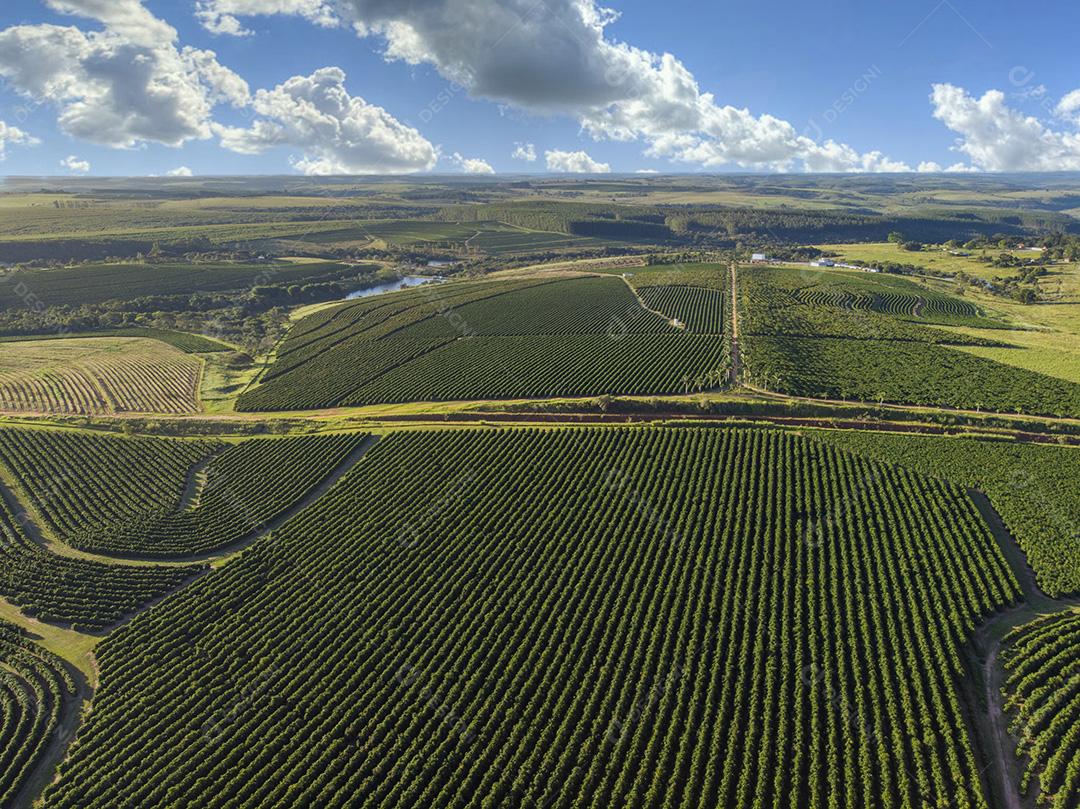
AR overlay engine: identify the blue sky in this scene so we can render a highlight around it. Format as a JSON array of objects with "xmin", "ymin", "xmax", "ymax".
[{"xmin": 1, "ymin": 0, "xmax": 1079, "ymax": 176}]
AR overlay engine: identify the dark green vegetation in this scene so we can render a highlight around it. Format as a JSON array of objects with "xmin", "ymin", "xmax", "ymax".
[
  {"xmin": 0, "ymin": 486, "xmax": 201, "ymax": 630},
  {"xmin": 0, "ymin": 429, "xmax": 214, "ymax": 542},
  {"xmin": 0, "ymin": 258, "xmax": 392, "ymax": 351},
  {"xmin": 239, "ymin": 275, "xmax": 729, "ymax": 410},
  {"xmin": 0, "ymin": 261, "xmax": 359, "ymax": 312},
  {"xmin": 67, "ymin": 433, "xmax": 369, "ymax": 558},
  {"xmin": 810, "ymin": 432, "xmax": 1080, "ymax": 597},
  {"xmin": 43, "ymin": 427, "xmax": 1017, "ymax": 808},
  {"xmin": 636, "ymin": 286, "xmax": 726, "ymax": 333},
  {"xmin": 0, "ymin": 428, "xmax": 369, "ymax": 559},
  {"xmin": 738, "ymin": 266, "xmax": 1080, "ymax": 417},
  {"xmin": 1000, "ymin": 610, "xmax": 1080, "ymax": 809},
  {"xmin": 0, "ymin": 620, "xmax": 76, "ymax": 807}
]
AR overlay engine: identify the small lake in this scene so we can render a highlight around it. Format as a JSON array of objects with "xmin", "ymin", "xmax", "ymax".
[{"xmin": 346, "ymin": 276, "xmax": 443, "ymax": 300}]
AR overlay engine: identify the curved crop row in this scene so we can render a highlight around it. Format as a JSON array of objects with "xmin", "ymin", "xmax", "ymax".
[
  {"xmin": 0, "ymin": 495, "xmax": 201, "ymax": 630},
  {"xmin": 0, "ymin": 428, "xmax": 215, "ymax": 541},
  {"xmin": 43, "ymin": 427, "xmax": 1016, "ymax": 808},
  {"xmin": 0, "ymin": 620, "xmax": 76, "ymax": 807},
  {"xmin": 1000, "ymin": 611, "xmax": 1080, "ymax": 809},
  {"xmin": 0, "ymin": 338, "xmax": 201, "ymax": 415},
  {"xmin": 68, "ymin": 433, "xmax": 370, "ymax": 558}
]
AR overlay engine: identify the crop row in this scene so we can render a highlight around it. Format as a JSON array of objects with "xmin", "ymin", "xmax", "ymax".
[
  {"xmin": 68, "ymin": 433, "xmax": 370, "ymax": 558},
  {"xmin": 339, "ymin": 334, "xmax": 730, "ymax": 405},
  {"xmin": 0, "ymin": 620, "xmax": 76, "ymax": 807},
  {"xmin": 0, "ymin": 338, "xmax": 202, "ymax": 415},
  {"xmin": 0, "ymin": 494, "xmax": 201, "ymax": 630},
  {"xmin": 1001, "ymin": 611, "xmax": 1080, "ymax": 809},
  {"xmin": 636, "ymin": 285, "xmax": 727, "ymax": 333},
  {"xmin": 43, "ymin": 427, "xmax": 1016, "ymax": 808},
  {"xmin": 808, "ymin": 431, "xmax": 1080, "ymax": 597},
  {"xmin": 0, "ymin": 428, "xmax": 215, "ymax": 541},
  {"xmin": 393, "ymin": 277, "xmax": 671, "ymax": 338},
  {"xmin": 741, "ymin": 335, "xmax": 1080, "ymax": 419}
]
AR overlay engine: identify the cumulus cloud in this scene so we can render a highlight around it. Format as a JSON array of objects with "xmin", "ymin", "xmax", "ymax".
[
  {"xmin": 545, "ymin": 149, "xmax": 609, "ymax": 173},
  {"xmin": 60, "ymin": 154, "xmax": 90, "ymax": 172},
  {"xmin": 166, "ymin": 166, "xmax": 194, "ymax": 176},
  {"xmin": 931, "ymin": 83, "xmax": 1080, "ymax": 171},
  {"xmin": 0, "ymin": 1, "xmax": 249, "ymax": 148},
  {"xmin": 512, "ymin": 141, "xmax": 536, "ymax": 162},
  {"xmin": 214, "ymin": 67, "xmax": 438, "ymax": 174},
  {"xmin": 449, "ymin": 152, "xmax": 494, "ymax": 173},
  {"xmin": 635, "ymin": 168, "xmax": 658, "ymax": 174},
  {"xmin": 0, "ymin": 120, "xmax": 37, "ymax": 160},
  {"xmin": 1057, "ymin": 89, "xmax": 1080, "ymax": 125},
  {"xmin": 196, "ymin": 0, "xmax": 340, "ymax": 36},
  {"xmin": 191, "ymin": 0, "xmax": 910, "ymax": 172}
]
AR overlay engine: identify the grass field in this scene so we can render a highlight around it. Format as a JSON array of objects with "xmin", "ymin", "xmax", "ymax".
[
  {"xmin": 0, "ymin": 337, "xmax": 202, "ymax": 415},
  {"xmin": 816, "ymin": 242, "xmax": 1012, "ymax": 279}
]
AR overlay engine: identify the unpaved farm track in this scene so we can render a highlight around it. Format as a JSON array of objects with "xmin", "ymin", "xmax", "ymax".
[{"xmin": 964, "ymin": 490, "xmax": 1079, "ymax": 809}]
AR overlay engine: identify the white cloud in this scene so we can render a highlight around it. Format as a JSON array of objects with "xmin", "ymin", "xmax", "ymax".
[
  {"xmin": 449, "ymin": 152, "xmax": 494, "ymax": 174},
  {"xmin": 635, "ymin": 168, "xmax": 658, "ymax": 174},
  {"xmin": 166, "ymin": 166, "xmax": 194, "ymax": 176},
  {"xmin": 198, "ymin": 0, "xmax": 911, "ymax": 173},
  {"xmin": 931, "ymin": 83, "xmax": 1080, "ymax": 171},
  {"xmin": 917, "ymin": 161, "xmax": 942, "ymax": 173},
  {"xmin": 60, "ymin": 154, "xmax": 90, "ymax": 172},
  {"xmin": 196, "ymin": 0, "xmax": 340, "ymax": 37},
  {"xmin": 215, "ymin": 67, "xmax": 438, "ymax": 174},
  {"xmin": 1057, "ymin": 89, "xmax": 1080, "ymax": 125},
  {"xmin": 0, "ymin": 120, "xmax": 38, "ymax": 160},
  {"xmin": 545, "ymin": 149, "xmax": 610, "ymax": 173},
  {"xmin": 511, "ymin": 141, "xmax": 536, "ymax": 162},
  {"xmin": 0, "ymin": 2, "xmax": 249, "ymax": 149},
  {"xmin": 44, "ymin": 0, "xmax": 174, "ymax": 47}
]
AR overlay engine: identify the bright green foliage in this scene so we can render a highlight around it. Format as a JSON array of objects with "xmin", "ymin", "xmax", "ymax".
[
  {"xmin": 43, "ymin": 428, "xmax": 1016, "ymax": 808},
  {"xmin": 237, "ymin": 337, "xmax": 454, "ymax": 411},
  {"xmin": 392, "ymin": 277, "xmax": 670, "ymax": 337},
  {"xmin": 809, "ymin": 432, "xmax": 1080, "ymax": 596},
  {"xmin": 1001, "ymin": 611, "xmax": 1080, "ymax": 809},
  {"xmin": 743, "ymin": 336, "xmax": 1080, "ymax": 417},
  {"xmin": 0, "ymin": 620, "xmax": 76, "ymax": 806},
  {"xmin": 339, "ymin": 334, "xmax": 729, "ymax": 404},
  {"xmin": 240, "ymin": 276, "xmax": 730, "ymax": 411},
  {"xmin": 739, "ymin": 266, "xmax": 1001, "ymax": 343},
  {"xmin": 67, "ymin": 433, "xmax": 370, "ymax": 558},
  {"xmin": 637, "ymin": 285, "xmax": 726, "ymax": 333},
  {"xmin": 0, "ymin": 429, "xmax": 216, "ymax": 541},
  {"xmin": 0, "ymin": 490, "xmax": 201, "ymax": 630},
  {"xmin": 738, "ymin": 265, "xmax": 1080, "ymax": 416}
]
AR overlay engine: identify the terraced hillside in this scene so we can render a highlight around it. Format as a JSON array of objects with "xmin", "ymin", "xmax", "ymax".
[{"xmin": 43, "ymin": 428, "xmax": 1017, "ymax": 809}]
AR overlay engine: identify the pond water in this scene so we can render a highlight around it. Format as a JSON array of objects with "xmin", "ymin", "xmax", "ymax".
[{"xmin": 345, "ymin": 276, "xmax": 442, "ymax": 300}]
